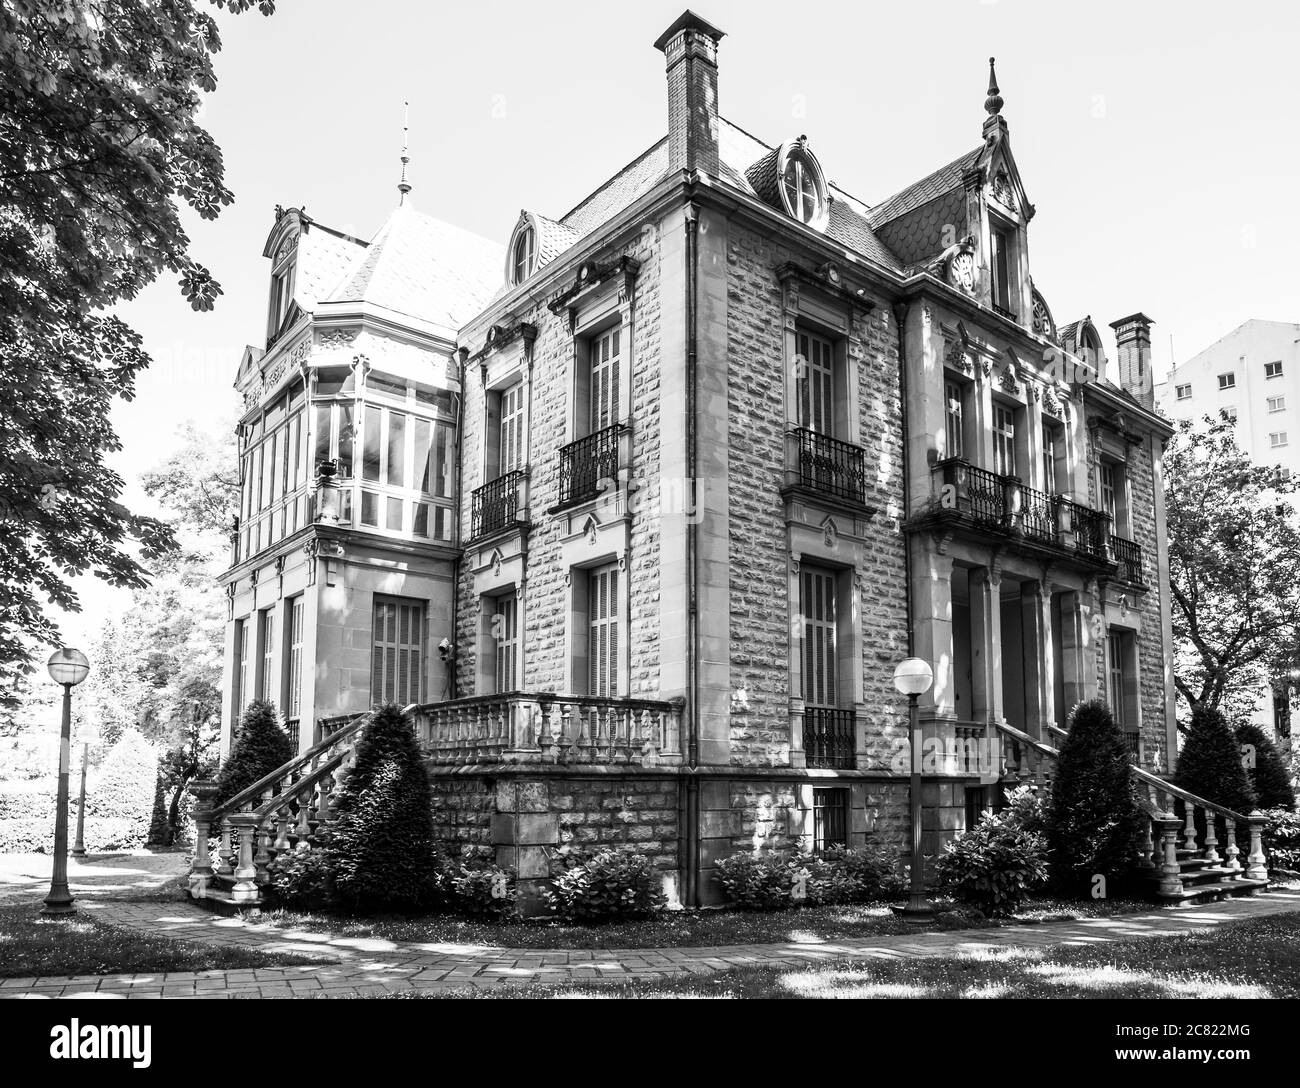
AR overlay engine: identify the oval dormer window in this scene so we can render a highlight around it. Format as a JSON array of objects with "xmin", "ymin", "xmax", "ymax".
[
  {"xmin": 778, "ymin": 138, "xmax": 829, "ymax": 231},
  {"xmin": 510, "ymin": 223, "xmax": 536, "ymax": 285}
]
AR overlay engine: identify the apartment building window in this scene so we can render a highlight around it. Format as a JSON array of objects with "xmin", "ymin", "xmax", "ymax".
[
  {"xmin": 992, "ymin": 404, "xmax": 1017, "ymax": 477},
  {"xmin": 945, "ymin": 380, "xmax": 965, "ymax": 460},
  {"xmin": 590, "ymin": 327, "xmax": 620, "ymax": 434},
  {"xmin": 258, "ymin": 608, "xmax": 275, "ymax": 703},
  {"xmin": 1266, "ymin": 360, "xmax": 1283, "ymax": 379},
  {"xmin": 492, "ymin": 593, "xmax": 518, "ymax": 694},
  {"xmin": 284, "ymin": 597, "xmax": 304, "ymax": 742},
  {"xmin": 558, "ymin": 327, "xmax": 624, "ymax": 510},
  {"xmin": 1106, "ymin": 631, "xmax": 1139, "ymax": 749},
  {"xmin": 1107, "ymin": 633, "xmax": 1126, "ymax": 728},
  {"xmin": 1041, "ymin": 420, "xmax": 1063, "ymax": 493},
  {"xmin": 802, "ymin": 567, "xmax": 838, "ymax": 708},
  {"xmin": 239, "ymin": 385, "xmax": 310, "ymax": 561},
  {"xmin": 990, "ymin": 223, "xmax": 1013, "ymax": 316},
  {"xmin": 1270, "ymin": 431, "xmax": 1289, "ymax": 449},
  {"xmin": 1268, "ymin": 394, "xmax": 1287, "ymax": 414},
  {"xmin": 587, "ymin": 564, "xmax": 619, "ymax": 697},
  {"xmin": 510, "ymin": 225, "xmax": 535, "ymax": 285},
  {"xmin": 797, "ymin": 329, "xmax": 836, "ymax": 435},
  {"xmin": 1224, "ymin": 407, "xmax": 1238, "ymax": 423},
  {"xmin": 1218, "ymin": 372, "xmax": 1236, "ymax": 390},
  {"xmin": 372, "ymin": 596, "xmax": 423, "ymax": 706},
  {"xmin": 1175, "ymin": 383, "xmax": 1192, "ymax": 401},
  {"xmin": 499, "ymin": 382, "xmax": 525, "ymax": 474},
  {"xmin": 356, "ymin": 402, "xmax": 454, "ymax": 540},
  {"xmin": 812, "ymin": 788, "xmax": 849, "ymax": 852},
  {"xmin": 234, "ymin": 618, "xmax": 249, "ymax": 730},
  {"xmin": 267, "ymin": 258, "xmax": 296, "ymax": 342}
]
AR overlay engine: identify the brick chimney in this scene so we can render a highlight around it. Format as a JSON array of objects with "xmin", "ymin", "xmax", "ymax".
[
  {"xmin": 1109, "ymin": 313, "xmax": 1155, "ymax": 407},
  {"xmin": 654, "ymin": 11, "xmax": 726, "ymax": 177}
]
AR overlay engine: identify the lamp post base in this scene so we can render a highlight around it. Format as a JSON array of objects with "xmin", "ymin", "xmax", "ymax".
[
  {"xmin": 893, "ymin": 897, "xmax": 936, "ymax": 923},
  {"xmin": 40, "ymin": 891, "xmax": 76, "ymax": 917}
]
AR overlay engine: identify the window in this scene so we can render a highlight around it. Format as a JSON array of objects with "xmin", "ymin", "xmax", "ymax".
[
  {"xmin": 259, "ymin": 609, "xmax": 275, "ymax": 703},
  {"xmin": 589, "ymin": 327, "xmax": 621, "ymax": 434},
  {"xmin": 945, "ymin": 380, "xmax": 965, "ymax": 460},
  {"xmin": 1218, "ymin": 372, "xmax": 1236, "ymax": 390},
  {"xmin": 779, "ymin": 140, "xmax": 828, "ymax": 228},
  {"xmin": 1175, "ymin": 383, "xmax": 1192, "ymax": 401},
  {"xmin": 354, "ymin": 402, "xmax": 454, "ymax": 539},
  {"xmin": 1224, "ymin": 406, "xmax": 1238, "ymax": 422},
  {"xmin": 372, "ymin": 597, "xmax": 423, "ymax": 706},
  {"xmin": 1268, "ymin": 395, "xmax": 1286, "ymax": 414},
  {"xmin": 510, "ymin": 225, "xmax": 535, "ymax": 285},
  {"xmin": 992, "ymin": 404, "xmax": 1017, "ymax": 477},
  {"xmin": 989, "ymin": 224, "xmax": 1013, "ymax": 315},
  {"xmin": 1270, "ymin": 431, "xmax": 1289, "ymax": 449},
  {"xmin": 964, "ymin": 786, "xmax": 993, "ymax": 831},
  {"xmin": 284, "ymin": 597, "xmax": 304, "ymax": 740},
  {"xmin": 238, "ymin": 388, "xmax": 310, "ymax": 560},
  {"xmin": 587, "ymin": 565, "xmax": 620, "ymax": 697},
  {"xmin": 1100, "ymin": 462, "xmax": 1118, "ymax": 524},
  {"xmin": 812, "ymin": 788, "xmax": 848, "ymax": 852},
  {"xmin": 801, "ymin": 567, "xmax": 838, "ymax": 707},
  {"xmin": 492, "ymin": 593, "xmax": 518, "ymax": 694},
  {"xmin": 1041, "ymin": 420, "xmax": 1061, "ymax": 493},
  {"xmin": 234, "ymin": 619, "xmax": 249, "ymax": 730},
  {"xmin": 1266, "ymin": 360, "xmax": 1283, "ymax": 379},
  {"xmin": 797, "ymin": 329, "xmax": 836, "ymax": 435},
  {"xmin": 1107, "ymin": 633, "xmax": 1126, "ymax": 728},
  {"xmin": 499, "ymin": 382, "xmax": 525, "ymax": 475},
  {"xmin": 267, "ymin": 260, "xmax": 296, "ymax": 342}
]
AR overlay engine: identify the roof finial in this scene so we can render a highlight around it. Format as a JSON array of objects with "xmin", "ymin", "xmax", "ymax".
[
  {"xmin": 984, "ymin": 57, "xmax": 1004, "ymax": 117},
  {"xmin": 397, "ymin": 101, "xmax": 412, "ymax": 205}
]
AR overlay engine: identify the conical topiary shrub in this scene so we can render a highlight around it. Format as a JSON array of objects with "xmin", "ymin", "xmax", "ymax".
[
  {"xmin": 1236, "ymin": 722, "xmax": 1296, "ymax": 811},
  {"xmin": 211, "ymin": 700, "xmax": 295, "ymax": 811},
  {"xmin": 1045, "ymin": 699, "xmax": 1145, "ymax": 892},
  {"xmin": 1176, "ymin": 705, "xmax": 1256, "ymax": 814},
  {"xmin": 324, "ymin": 704, "xmax": 438, "ymax": 913},
  {"xmin": 146, "ymin": 769, "xmax": 170, "ymax": 846}
]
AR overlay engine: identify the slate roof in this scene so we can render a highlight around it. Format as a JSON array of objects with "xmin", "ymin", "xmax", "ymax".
[
  {"xmin": 866, "ymin": 146, "xmax": 983, "ymax": 230},
  {"xmin": 293, "ymin": 220, "xmax": 367, "ymax": 311},
  {"xmin": 324, "ymin": 205, "xmax": 503, "ymax": 330},
  {"xmin": 560, "ymin": 139, "xmax": 672, "ymax": 237}
]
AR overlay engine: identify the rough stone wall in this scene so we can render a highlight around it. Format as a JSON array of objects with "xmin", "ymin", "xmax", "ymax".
[
  {"xmin": 427, "ymin": 774, "xmax": 494, "ymax": 860},
  {"xmin": 723, "ymin": 221, "xmax": 908, "ymax": 768},
  {"xmin": 1126, "ymin": 438, "xmax": 1169, "ymax": 762}
]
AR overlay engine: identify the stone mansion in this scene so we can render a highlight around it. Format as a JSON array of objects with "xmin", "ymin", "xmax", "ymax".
[{"xmin": 216, "ymin": 12, "xmax": 1178, "ymax": 909}]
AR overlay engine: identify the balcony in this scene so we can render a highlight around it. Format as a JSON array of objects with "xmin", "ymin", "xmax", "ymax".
[
  {"xmin": 470, "ymin": 470, "xmax": 527, "ymax": 542},
  {"xmin": 803, "ymin": 707, "xmax": 856, "ymax": 770},
  {"xmin": 1059, "ymin": 499, "xmax": 1110, "ymax": 560},
  {"xmin": 1110, "ymin": 534, "xmax": 1146, "ymax": 586},
  {"xmin": 413, "ymin": 692, "xmax": 683, "ymax": 767},
  {"xmin": 555, "ymin": 422, "xmax": 624, "ymax": 511},
  {"xmin": 786, "ymin": 427, "xmax": 869, "ymax": 507}
]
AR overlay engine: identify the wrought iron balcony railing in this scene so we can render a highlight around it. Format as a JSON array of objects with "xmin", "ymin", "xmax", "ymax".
[
  {"xmin": 470, "ymin": 470, "xmax": 526, "ymax": 540},
  {"xmin": 556, "ymin": 422, "xmax": 624, "ymax": 510},
  {"xmin": 1111, "ymin": 534, "xmax": 1145, "ymax": 585},
  {"xmin": 803, "ymin": 707, "xmax": 856, "ymax": 770},
  {"xmin": 789, "ymin": 427, "xmax": 869, "ymax": 505},
  {"xmin": 1019, "ymin": 483, "xmax": 1057, "ymax": 544},
  {"xmin": 1060, "ymin": 500, "xmax": 1110, "ymax": 560}
]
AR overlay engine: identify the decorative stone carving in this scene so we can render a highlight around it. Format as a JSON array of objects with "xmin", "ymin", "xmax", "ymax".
[
  {"xmin": 319, "ymin": 329, "xmax": 358, "ymax": 350},
  {"xmin": 1042, "ymin": 388, "xmax": 1063, "ymax": 419},
  {"xmin": 998, "ymin": 365, "xmax": 1019, "ymax": 395},
  {"xmin": 990, "ymin": 169, "xmax": 1015, "ymax": 210},
  {"xmin": 944, "ymin": 337, "xmax": 974, "ymax": 375}
]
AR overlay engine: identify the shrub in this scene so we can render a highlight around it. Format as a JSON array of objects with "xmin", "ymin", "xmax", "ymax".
[
  {"xmin": 1045, "ymin": 699, "xmax": 1145, "ymax": 891},
  {"xmin": 84, "ymin": 729, "xmax": 156, "ymax": 849},
  {"xmin": 1176, "ymin": 705, "xmax": 1256, "ymax": 814},
  {"xmin": 147, "ymin": 770, "xmax": 169, "ymax": 846},
  {"xmin": 211, "ymin": 701, "xmax": 295, "ymax": 811},
  {"xmin": 935, "ymin": 809, "xmax": 1047, "ymax": 917},
  {"xmin": 1235, "ymin": 723, "xmax": 1296, "ymax": 811},
  {"xmin": 714, "ymin": 852, "xmax": 796, "ymax": 910},
  {"xmin": 800, "ymin": 845, "xmax": 902, "ymax": 905},
  {"xmin": 264, "ymin": 846, "xmax": 333, "ymax": 911},
  {"xmin": 448, "ymin": 862, "xmax": 517, "ymax": 918},
  {"xmin": 1261, "ymin": 807, "xmax": 1300, "ymax": 872},
  {"xmin": 324, "ymin": 704, "xmax": 439, "ymax": 913},
  {"xmin": 546, "ymin": 848, "xmax": 667, "ymax": 922}
]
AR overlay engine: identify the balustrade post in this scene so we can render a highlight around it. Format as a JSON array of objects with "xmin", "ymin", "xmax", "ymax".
[
  {"xmin": 229, "ymin": 816, "xmax": 261, "ymax": 903},
  {"xmin": 188, "ymin": 781, "xmax": 218, "ymax": 898},
  {"xmin": 1244, "ymin": 811, "xmax": 1268, "ymax": 881},
  {"xmin": 217, "ymin": 819, "xmax": 235, "ymax": 876},
  {"xmin": 1223, "ymin": 817, "xmax": 1241, "ymax": 875},
  {"xmin": 1202, "ymin": 811, "xmax": 1220, "ymax": 863},
  {"xmin": 254, "ymin": 822, "xmax": 274, "ymax": 884},
  {"xmin": 1182, "ymin": 803, "xmax": 1198, "ymax": 853},
  {"xmin": 1137, "ymin": 816, "xmax": 1155, "ymax": 869},
  {"xmin": 1157, "ymin": 816, "xmax": 1183, "ymax": 897}
]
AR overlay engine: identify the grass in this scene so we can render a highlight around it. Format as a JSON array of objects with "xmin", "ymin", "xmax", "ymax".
[
  {"xmin": 382, "ymin": 912, "xmax": 1300, "ymax": 1000},
  {"xmin": 0, "ymin": 903, "xmax": 333, "ymax": 979},
  {"xmin": 242, "ymin": 893, "xmax": 1153, "ymax": 951}
]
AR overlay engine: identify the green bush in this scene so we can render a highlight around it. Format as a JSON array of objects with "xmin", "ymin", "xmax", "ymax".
[
  {"xmin": 934, "ymin": 808, "xmax": 1048, "ymax": 917},
  {"xmin": 1045, "ymin": 699, "xmax": 1145, "ymax": 891},
  {"xmin": 324, "ymin": 704, "xmax": 439, "ymax": 913},
  {"xmin": 1261, "ymin": 807, "xmax": 1300, "ymax": 872},
  {"xmin": 1236, "ymin": 723, "xmax": 1296, "ymax": 811},
  {"xmin": 448, "ymin": 862, "xmax": 517, "ymax": 918},
  {"xmin": 264, "ymin": 846, "xmax": 333, "ymax": 911},
  {"xmin": 147, "ymin": 770, "xmax": 169, "ymax": 846},
  {"xmin": 0, "ymin": 781, "xmax": 158, "ymax": 854},
  {"xmin": 799, "ymin": 845, "xmax": 903, "ymax": 905},
  {"xmin": 1176, "ymin": 705, "xmax": 1256, "ymax": 814},
  {"xmin": 546, "ymin": 848, "xmax": 666, "ymax": 922},
  {"xmin": 211, "ymin": 701, "xmax": 295, "ymax": 812},
  {"xmin": 87, "ymin": 728, "xmax": 156, "ymax": 839},
  {"xmin": 714, "ymin": 852, "xmax": 796, "ymax": 910}
]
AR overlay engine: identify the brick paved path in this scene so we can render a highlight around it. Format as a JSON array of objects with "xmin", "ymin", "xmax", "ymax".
[{"xmin": 3, "ymin": 887, "xmax": 1298, "ymax": 998}]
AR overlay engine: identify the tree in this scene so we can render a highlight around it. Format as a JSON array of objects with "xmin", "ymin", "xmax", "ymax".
[
  {"xmin": 87, "ymin": 727, "xmax": 157, "ymax": 847},
  {"xmin": 140, "ymin": 420, "xmax": 240, "ymax": 545},
  {"xmin": 1236, "ymin": 722, "xmax": 1296, "ymax": 811},
  {"xmin": 212, "ymin": 701, "xmax": 294, "ymax": 811},
  {"xmin": 0, "ymin": 0, "xmax": 275, "ymax": 705},
  {"xmin": 1044, "ymin": 699, "xmax": 1145, "ymax": 891},
  {"xmin": 1176, "ymin": 705, "xmax": 1257, "ymax": 815},
  {"xmin": 1166, "ymin": 416, "xmax": 1300, "ymax": 718},
  {"xmin": 326, "ymin": 705, "xmax": 439, "ymax": 913}
]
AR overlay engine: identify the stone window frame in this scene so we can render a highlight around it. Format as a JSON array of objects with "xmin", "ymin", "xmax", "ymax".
[
  {"xmin": 476, "ymin": 584, "xmax": 522, "ymax": 696},
  {"xmin": 564, "ymin": 553, "xmax": 630, "ymax": 698},
  {"xmin": 779, "ymin": 274, "xmax": 861, "ymax": 448},
  {"xmin": 480, "ymin": 359, "xmax": 528, "ymax": 487},
  {"xmin": 1104, "ymin": 625, "xmax": 1141, "ymax": 743},
  {"xmin": 563, "ymin": 272, "xmax": 635, "ymax": 450}
]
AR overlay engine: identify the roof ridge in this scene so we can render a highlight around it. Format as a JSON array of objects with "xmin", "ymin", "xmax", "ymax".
[{"xmin": 558, "ymin": 135, "xmax": 670, "ymax": 224}]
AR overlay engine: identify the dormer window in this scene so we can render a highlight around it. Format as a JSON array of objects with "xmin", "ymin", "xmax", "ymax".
[
  {"xmin": 266, "ymin": 236, "xmax": 297, "ymax": 345},
  {"xmin": 778, "ymin": 138, "xmax": 829, "ymax": 231},
  {"xmin": 511, "ymin": 225, "xmax": 535, "ymax": 285},
  {"xmin": 989, "ymin": 223, "xmax": 1013, "ymax": 317}
]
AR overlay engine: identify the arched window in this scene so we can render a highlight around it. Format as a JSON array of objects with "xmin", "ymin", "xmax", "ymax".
[
  {"xmin": 778, "ymin": 138, "xmax": 829, "ymax": 230},
  {"xmin": 511, "ymin": 225, "xmax": 535, "ymax": 285}
]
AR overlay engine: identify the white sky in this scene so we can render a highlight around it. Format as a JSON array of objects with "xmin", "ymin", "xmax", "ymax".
[{"xmin": 57, "ymin": 0, "xmax": 1300, "ymax": 649}]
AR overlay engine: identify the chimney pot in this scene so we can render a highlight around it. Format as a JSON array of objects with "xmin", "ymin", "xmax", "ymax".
[
  {"xmin": 1109, "ymin": 313, "xmax": 1155, "ymax": 408},
  {"xmin": 656, "ymin": 11, "xmax": 726, "ymax": 177}
]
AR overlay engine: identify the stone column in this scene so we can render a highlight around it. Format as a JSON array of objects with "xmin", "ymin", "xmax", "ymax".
[
  {"xmin": 1020, "ymin": 578, "xmax": 1053, "ymax": 739},
  {"xmin": 968, "ymin": 564, "xmax": 1003, "ymax": 724},
  {"xmin": 912, "ymin": 538, "xmax": 956, "ymax": 717}
]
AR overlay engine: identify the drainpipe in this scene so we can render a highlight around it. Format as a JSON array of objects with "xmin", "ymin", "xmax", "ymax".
[
  {"xmin": 685, "ymin": 203, "xmax": 701, "ymax": 908},
  {"xmin": 450, "ymin": 346, "xmax": 469, "ymax": 701},
  {"xmin": 891, "ymin": 301, "xmax": 915, "ymax": 656}
]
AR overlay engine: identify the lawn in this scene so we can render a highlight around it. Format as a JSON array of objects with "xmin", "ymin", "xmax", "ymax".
[
  {"xmin": 244, "ymin": 894, "xmax": 1154, "ymax": 951},
  {"xmin": 387, "ymin": 912, "xmax": 1300, "ymax": 999},
  {"xmin": 0, "ymin": 903, "xmax": 333, "ymax": 979}
]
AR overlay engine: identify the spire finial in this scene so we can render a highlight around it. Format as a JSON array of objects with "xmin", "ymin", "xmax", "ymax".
[
  {"xmin": 984, "ymin": 57, "xmax": 1004, "ymax": 117},
  {"xmin": 397, "ymin": 101, "xmax": 412, "ymax": 205}
]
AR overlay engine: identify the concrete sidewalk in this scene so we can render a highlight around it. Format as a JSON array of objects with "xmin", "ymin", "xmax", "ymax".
[{"xmin": 3, "ymin": 886, "xmax": 1298, "ymax": 999}]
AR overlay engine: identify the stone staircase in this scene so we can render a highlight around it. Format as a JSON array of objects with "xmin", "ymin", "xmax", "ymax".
[
  {"xmin": 187, "ymin": 711, "xmax": 372, "ymax": 912},
  {"xmin": 995, "ymin": 721, "xmax": 1270, "ymax": 904}
]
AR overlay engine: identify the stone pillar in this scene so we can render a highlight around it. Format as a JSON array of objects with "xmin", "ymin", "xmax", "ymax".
[
  {"xmin": 1020, "ymin": 578, "xmax": 1053, "ymax": 739},
  {"xmin": 912, "ymin": 539, "xmax": 956, "ymax": 717},
  {"xmin": 968, "ymin": 565, "xmax": 1003, "ymax": 724},
  {"xmin": 492, "ymin": 778, "xmax": 557, "ymax": 917}
]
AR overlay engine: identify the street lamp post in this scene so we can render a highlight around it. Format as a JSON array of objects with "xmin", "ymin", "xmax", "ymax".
[
  {"xmin": 894, "ymin": 656, "xmax": 935, "ymax": 922},
  {"xmin": 42, "ymin": 648, "xmax": 91, "ymax": 917},
  {"xmin": 71, "ymin": 742, "xmax": 89, "ymax": 860}
]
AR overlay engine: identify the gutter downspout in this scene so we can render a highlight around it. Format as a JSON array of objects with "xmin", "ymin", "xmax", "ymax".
[
  {"xmin": 685, "ymin": 201, "xmax": 701, "ymax": 909},
  {"xmin": 450, "ymin": 346, "xmax": 468, "ymax": 702},
  {"xmin": 891, "ymin": 301, "xmax": 915, "ymax": 655}
]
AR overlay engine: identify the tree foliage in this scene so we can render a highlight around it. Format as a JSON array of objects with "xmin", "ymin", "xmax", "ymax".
[
  {"xmin": 1236, "ymin": 722, "xmax": 1296, "ymax": 811},
  {"xmin": 212, "ymin": 700, "xmax": 293, "ymax": 811},
  {"xmin": 0, "ymin": 0, "xmax": 274, "ymax": 701},
  {"xmin": 1176, "ymin": 705, "xmax": 1257, "ymax": 815},
  {"xmin": 1165, "ymin": 416, "xmax": 1300, "ymax": 714}
]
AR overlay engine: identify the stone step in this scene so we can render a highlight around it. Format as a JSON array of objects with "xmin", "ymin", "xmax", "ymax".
[{"xmin": 1155, "ymin": 877, "xmax": 1269, "ymax": 905}]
